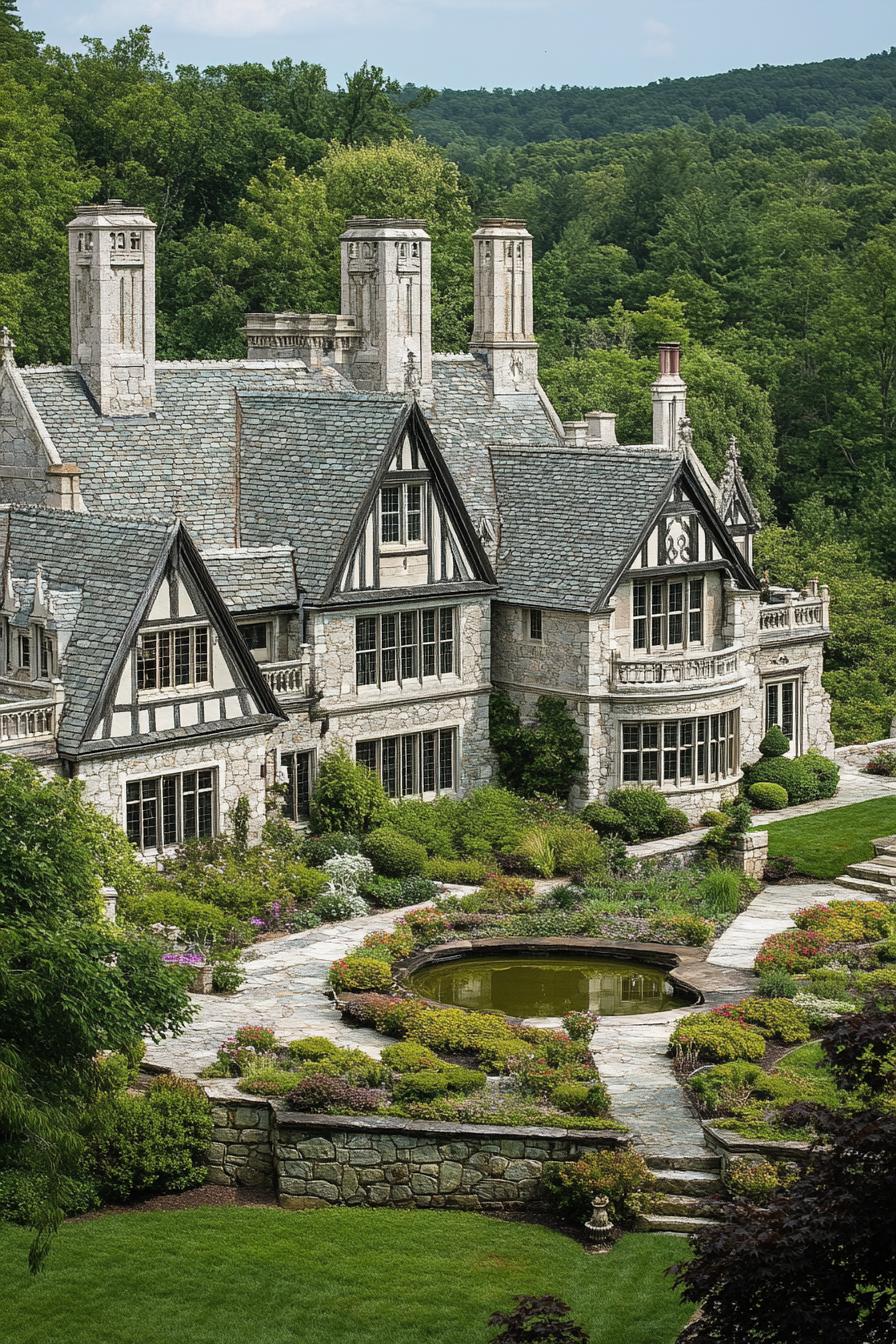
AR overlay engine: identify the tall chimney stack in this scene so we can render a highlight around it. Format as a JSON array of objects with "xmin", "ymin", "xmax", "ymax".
[
  {"xmin": 651, "ymin": 341, "xmax": 686, "ymax": 450},
  {"xmin": 470, "ymin": 219, "xmax": 538, "ymax": 395},
  {"xmin": 339, "ymin": 218, "xmax": 432, "ymax": 397},
  {"xmin": 67, "ymin": 200, "xmax": 156, "ymax": 417}
]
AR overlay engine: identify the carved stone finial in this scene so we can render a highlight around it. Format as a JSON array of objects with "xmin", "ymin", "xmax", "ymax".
[
  {"xmin": 0, "ymin": 326, "xmax": 15, "ymax": 363},
  {"xmin": 403, "ymin": 350, "xmax": 421, "ymax": 401},
  {"xmin": 676, "ymin": 414, "xmax": 694, "ymax": 456},
  {"xmin": 727, "ymin": 433, "xmax": 739, "ymax": 461}
]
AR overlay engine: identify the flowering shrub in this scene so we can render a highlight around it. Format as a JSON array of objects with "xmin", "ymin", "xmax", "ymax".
[
  {"xmin": 328, "ymin": 954, "xmax": 393, "ymax": 993},
  {"xmin": 161, "ymin": 950, "xmax": 206, "ymax": 968},
  {"xmin": 541, "ymin": 1149, "xmax": 655, "ymax": 1226},
  {"xmin": 234, "ymin": 1025, "xmax": 278, "ymax": 1053},
  {"xmin": 794, "ymin": 899, "xmax": 893, "ymax": 944},
  {"xmin": 562, "ymin": 1010, "xmax": 600, "ymax": 1042},
  {"xmin": 285, "ymin": 1073, "xmax": 388, "ymax": 1114},
  {"xmin": 359, "ymin": 926, "xmax": 415, "ymax": 962},
  {"xmin": 671, "ymin": 1013, "xmax": 766, "ymax": 1063},
  {"xmin": 314, "ymin": 888, "xmax": 369, "ymax": 922},
  {"xmin": 793, "ymin": 992, "xmax": 856, "ymax": 1028},
  {"xmin": 754, "ymin": 928, "xmax": 830, "ymax": 974},
  {"xmin": 864, "ymin": 749, "xmax": 896, "ymax": 777},
  {"xmin": 322, "ymin": 851, "xmax": 373, "ymax": 892}
]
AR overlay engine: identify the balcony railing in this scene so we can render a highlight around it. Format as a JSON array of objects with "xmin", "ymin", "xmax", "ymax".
[
  {"xmin": 760, "ymin": 582, "xmax": 829, "ymax": 640},
  {"xmin": 260, "ymin": 650, "xmax": 312, "ymax": 705},
  {"xmin": 610, "ymin": 647, "xmax": 741, "ymax": 692},
  {"xmin": 0, "ymin": 682, "xmax": 63, "ymax": 747}
]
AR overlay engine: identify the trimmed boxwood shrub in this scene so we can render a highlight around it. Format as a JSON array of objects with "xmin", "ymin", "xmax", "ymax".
[
  {"xmin": 744, "ymin": 756, "xmax": 818, "ymax": 805},
  {"xmin": 581, "ymin": 802, "xmax": 635, "ymax": 842},
  {"xmin": 803, "ymin": 749, "xmax": 840, "ymax": 799},
  {"xmin": 660, "ymin": 808, "xmax": 691, "ymax": 837},
  {"xmin": 670, "ymin": 1013, "xmax": 766, "ymax": 1063},
  {"xmin": 362, "ymin": 826, "xmax": 428, "ymax": 877},
  {"xmin": 380, "ymin": 1041, "xmax": 442, "ymax": 1073},
  {"xmin": 607, "ymin": 787, "xmax": 669, "ymax": 840},
  {"xmin": 392, "ymin": 1065, "xmax": 486, "ymax": 1103},
  {"xmin": 422, "ymin": 856, "xmax": 490, "ymax": 885},
  {"xmin": 748, "ymin": 781, "xmax": 789, "ymax": 809},
  {"xmin": 86, "ymin": 1076, "xmax": 214, "ymax": 1203},
  {"xmin": 758, "ymin": 725, "xmax": 790, "ymax": 757}
]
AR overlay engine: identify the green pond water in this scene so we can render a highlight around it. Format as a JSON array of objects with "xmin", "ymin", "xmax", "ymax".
[{"xmin": 408, "ymin": 953, "xmax": 691, "ymax": 1019}]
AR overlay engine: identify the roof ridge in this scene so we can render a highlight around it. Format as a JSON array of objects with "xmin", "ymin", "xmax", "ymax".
[{"xmin": 2, "ymin": 503, "xmax": 175, "ymax": 531}]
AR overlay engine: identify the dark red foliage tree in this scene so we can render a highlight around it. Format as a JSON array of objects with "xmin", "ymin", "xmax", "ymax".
[{"xmin": 488, "ymin": 1296, "xmax": 590, "ymax": 1344}]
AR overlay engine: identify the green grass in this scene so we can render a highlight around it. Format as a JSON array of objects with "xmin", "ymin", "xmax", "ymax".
[
  {"xmin": 775, "ymin": 1041, "xmax": 828, "ymax": 1079},
  {"xmin": 758, "ymin": 796, "xmax": 896, "ymax": 879},
  {"xmin": 0, "ymin": 1207, "xmax": 692, "ymax": 1344}
]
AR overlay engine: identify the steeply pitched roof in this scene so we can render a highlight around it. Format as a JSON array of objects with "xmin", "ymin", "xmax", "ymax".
[
  {"xmin": 2, "ymin": 507, "xmax": 175, "ymax": 753},
  {"xmin": 19, "ymin": 362, "xmax": 345, "ymax": 545},
  {"xmin": 489, "ymin": 445, "xmax": 680, "ymax": 611},
  {"xmin": 237, "ymin": 391, "xmax": 409, "ymax": 602},
  {"xmin": 200, "ymin": 545, "xmax": 300, "ymax": 613}
]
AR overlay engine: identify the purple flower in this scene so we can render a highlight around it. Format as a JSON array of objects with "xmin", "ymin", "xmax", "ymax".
[{"xmin": 250, "ymin": 917, "xmax": 266, "ymax": 929}]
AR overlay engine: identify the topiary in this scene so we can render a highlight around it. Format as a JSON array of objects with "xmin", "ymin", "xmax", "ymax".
[
  {"xmin": 660, "ymin": 808, "xmax": 690, "ymax": 837},
  {"xmin": 362, "ymin": 826, "xmax": 428, "ymax": 878},
  {"xmin": 670, "ymin": 1012, "xmax": 766, "ymax": 1063},
  {"xmin": 744, "ymin": 756, "xmax": 818, "ymax": 805},
  {"xmin": 581, "ymin": 802, "xmax": 636, "ymax": 842},
  {"xmin": 802, "ymin": 749, "xmax": 840, "ymax": 800},
  {"xmin": 748, "ymin": 781, "xmax": 789, "ymax": 809},
  {"xmin": 759, "ymin": 725, "xmax": 791, "ymax": 758}
]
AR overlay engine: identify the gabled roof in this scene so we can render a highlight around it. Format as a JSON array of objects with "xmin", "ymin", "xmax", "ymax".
[
  {"xmin": 489, "ymin": 446, "xmax": 756, "ymax": 612},
  {"xmin": 1, "ymin": 507, "xmax": 283, "ymax": 755}
]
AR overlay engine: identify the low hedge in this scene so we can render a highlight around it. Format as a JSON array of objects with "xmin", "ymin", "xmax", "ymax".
[
  {"xmin": 748, "ymin": 782, "xmax": 788, "ymax": 810},
  {"xmin": 670, "ymin": 1012, "xmax": 766, "ymax": 1063}
]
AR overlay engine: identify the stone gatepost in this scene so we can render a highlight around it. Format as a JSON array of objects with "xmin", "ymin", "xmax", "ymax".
[{"xmin": 728, "ymin": 831, "xmax": 767, "ymax": 879}]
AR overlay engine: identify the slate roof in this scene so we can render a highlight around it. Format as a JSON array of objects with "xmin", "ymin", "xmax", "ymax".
[
  {"xmin": 237, "ymin": 391, "xmax": 408, "ymax": 602},
  {"xmin": 19, "ymin": 362, "xmax": 344, "ymax": 546},
  {"xmin": 489, "ymin": 445, "xmax": 679, "ymax": 611},
  {"xmin": 2, "ymin": 507, "xmax": 174, "ymax": 753},
  {"xmin": 201, "ymin": 545, "xmax": 300, "ymax": 613}
]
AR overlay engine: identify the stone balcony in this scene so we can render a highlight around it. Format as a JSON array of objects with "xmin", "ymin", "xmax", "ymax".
[
  {"xmin": 0, "ymin": 679, "xmax": 63, "ymax": 750},
  {"xmin": 260, "ymin": 650, "xmax": 312, "ymax": 708},
  {"xmin": 610, "ymin": 647, "xmax": 742, "ymax": 695},
  {"xmin": 759, "ymin": 581, "xmax": 830, "ymax": 642}
]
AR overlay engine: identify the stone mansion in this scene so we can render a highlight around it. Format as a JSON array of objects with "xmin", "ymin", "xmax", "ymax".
[{"xmin": 0, "ymin": 201, "xmax": 833, "ymax": 851}]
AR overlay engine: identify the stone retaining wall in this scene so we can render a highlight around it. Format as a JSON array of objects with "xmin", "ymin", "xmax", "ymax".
[
  {"xmin": 629, "ymin": 827, "xmax": 767, "ymax": 877},
  {"xmin": 205, "ymin": 1090, "xmax": 629, "ymax": 1212}
]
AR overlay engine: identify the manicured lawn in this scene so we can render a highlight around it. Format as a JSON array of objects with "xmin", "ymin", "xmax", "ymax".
[
  {"xmin": 0, "ymin": 1208, "xmax": 691, "ymax": 1344},
  {"xmin": 759, "ymin": 796, "xmax": 896, "ymax": 879}
]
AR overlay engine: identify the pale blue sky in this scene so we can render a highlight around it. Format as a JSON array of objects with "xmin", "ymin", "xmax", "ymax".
[{"xmin": 17, "ymin": 0, "xmax": 896, "ymax": 90}]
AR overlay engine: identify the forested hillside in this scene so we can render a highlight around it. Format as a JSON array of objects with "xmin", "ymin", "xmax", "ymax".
[
  {"xmin": 0, "ymin": 2, "xmax": 894, "ymax": 741},
  {"xmin": 406, "ymin": 49, "xmax": 896, "ymax": 147}
]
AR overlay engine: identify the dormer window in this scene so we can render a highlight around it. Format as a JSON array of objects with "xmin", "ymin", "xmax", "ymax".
[
  {"xmin": 17, "ymin": 632, "xmax": 31, "ymax": 675},
  {"xmin": 136, "ymin": 625, "xmax": 210, "ymax": 691},
  {"xmin": 39, "ymin": 632, "xmax": 56, "ymax": 680},
  {"xmin": 380, "ymin": 483, "xmax": 425, "ymax": 547}
]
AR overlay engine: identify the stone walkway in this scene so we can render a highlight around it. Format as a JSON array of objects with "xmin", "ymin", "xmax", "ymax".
[
  {"xmin": 751, "ymin": 762, "xmax": 896, "ymax": 828},
  {"xmin": 706, "ymin": 879, "xmax": 851, "ymax": 970},
  {"xmin": 145, "ymin": 904, "xmax": 426, "ymax": 1077}
]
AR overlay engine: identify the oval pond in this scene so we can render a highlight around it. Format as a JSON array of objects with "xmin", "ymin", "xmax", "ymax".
[{"xmin": 408, "ymin": 952, "xmax": 694, "ymax": 1019}]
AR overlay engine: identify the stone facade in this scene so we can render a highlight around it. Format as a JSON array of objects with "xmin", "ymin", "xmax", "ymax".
[{"xmin": 204, "ymin": 1091, "xmax": 628, "ymax": 1212}]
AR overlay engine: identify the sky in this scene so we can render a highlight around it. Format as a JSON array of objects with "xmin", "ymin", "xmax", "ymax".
[{"xmin": 17, "ymin": 0, "xmax": 896, "ymax": 90}]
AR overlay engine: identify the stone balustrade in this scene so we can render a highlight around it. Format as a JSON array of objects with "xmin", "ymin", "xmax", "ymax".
[
  {"xmin": 260, "ymin": 651, "xmax": 312, "ymax": 705},
  {"xmin": 760, "ymin": 582, "xmax": 829, "ymax": 641},
  {"xmin": 0, "ymin": 681, "xmax": 62, "ymax": 745},
  {"xmin": 611, "ymin": 647, "xmax": 740, "ymax": 692}
]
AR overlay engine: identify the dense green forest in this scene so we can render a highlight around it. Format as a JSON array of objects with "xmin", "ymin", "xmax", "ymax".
[
  {"xmin": 0, "ymin": 1, "xmax": 894, "ymax": 743},
  {"xmin": 405, "ymin": 49, "xmax": 896, "ymax": 148}
]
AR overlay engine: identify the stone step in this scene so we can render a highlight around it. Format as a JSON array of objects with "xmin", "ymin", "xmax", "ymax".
[
  {"xmin": 652, "ymin": 1169, "xmax": 724, "ymax": 1196},
  {"xmin": 647, "ymin": 1153, "xmax": 722, "ymax": 1173},
  {"xmin": 845, "ymin": 860, "xmax": 896, "ymax": 883},
  {"xmin": 872, "ymin": 836, "xmax": 896, "ymax": 858},
  {"xmin": 637, "ymin": 1212, "xmax": 718, "ymax": 1234},
  {"xmin": 652, "ymin": 1192, "xmax": 724, "ymax": 1219},
  {"xmin": 835, "ymin": 875, "xmax": 896, "ymax": 898}
]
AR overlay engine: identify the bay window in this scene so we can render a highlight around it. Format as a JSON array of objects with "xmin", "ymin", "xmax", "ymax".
[{"xmin": 621, "ymin": 711, "xmax": 739, "ymax": 787}]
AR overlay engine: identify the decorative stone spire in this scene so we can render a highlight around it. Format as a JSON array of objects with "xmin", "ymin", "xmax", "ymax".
[
  {"xmin": 403, "ymin": 350, "xmax": 421, "ymax": 402},
  {"xmin": 0, "ymin": 326, "xmax": 15, "ymax": 364},
  {"xmin": 32, "ymin": 564, "xmax": 49, "ymax": 620},
  {"xmin": 676, "ymin": 414, "xmax": 694, "ymax": 458}
]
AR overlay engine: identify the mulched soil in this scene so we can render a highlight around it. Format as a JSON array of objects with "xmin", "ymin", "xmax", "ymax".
[{"xmin": 71, "ymin": 1183, "xmax": 279, "ymax": 1221}]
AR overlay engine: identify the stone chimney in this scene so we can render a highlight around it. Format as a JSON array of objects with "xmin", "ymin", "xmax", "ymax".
[
  {"xmin": 584, "ymin": 411, "xmax": 618, "ymax": 448},
  {"xmin": 67, "ymin": 200, "xmax": 156, "ymax": 416},
  {"xmin": 470, "ymin": 219, "xmax": 538, "ymax": 395},
  {"xmin": 340, "ymin": 218, "xmax": 432, "ymax": 397},
  {"xmin": 651, "ymin": 342, "xmax": 686, "ymax": 450},
  {"xmin": 563, "ymin": 420, "xmax": 587, "ymax": 447}
]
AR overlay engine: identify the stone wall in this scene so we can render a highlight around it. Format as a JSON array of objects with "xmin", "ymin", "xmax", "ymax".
[
  {"xmin": 204, "ymin": 1091, "xmax": 629, "ymax": 1212},
  {"xmin": 74, "ymin": 730, "xmax": 270, "ymax": 845}
]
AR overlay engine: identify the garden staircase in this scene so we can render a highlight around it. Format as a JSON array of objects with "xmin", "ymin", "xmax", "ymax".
[
  {"xmin": 637, "ymin": 1154, "xmax": 725, "ymax": 1235},
  {"xmin": 835, "ymin": 836, "xmax": 896, "ymax": 899}
]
